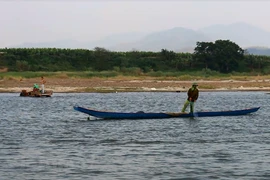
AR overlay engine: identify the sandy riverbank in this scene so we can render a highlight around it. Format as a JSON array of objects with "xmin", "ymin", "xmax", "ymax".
[{"xmin": 1, "ymin": 77, "xmax": 270, "ymax": 93}]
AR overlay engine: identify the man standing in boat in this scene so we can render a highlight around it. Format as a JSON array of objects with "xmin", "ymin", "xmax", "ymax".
[
  {"xmin": 40, "ymin": 76, "xmax": 46, "ymax": 94},
  {"xmin": 181, "ymin": 82, "xmax": 199, "ymax": 113}
]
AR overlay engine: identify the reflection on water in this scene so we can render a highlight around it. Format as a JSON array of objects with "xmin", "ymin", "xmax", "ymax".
[{"xmin": 0, "ymin": 92, "xmax": 269, "ymax": 180}]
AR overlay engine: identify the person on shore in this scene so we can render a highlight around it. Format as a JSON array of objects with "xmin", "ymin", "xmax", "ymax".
[
  {"xmin": 181, "ymin": 82, "xmax": 199, "ymax": 113},
  {"xmin": 40, "ymin": 76, "xmax": 46, "ymax": 93}
]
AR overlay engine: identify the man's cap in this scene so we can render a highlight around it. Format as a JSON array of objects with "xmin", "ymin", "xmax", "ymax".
[{"xmin": 192, "ymin": 82, "xmax": 198, "ymax": 86}]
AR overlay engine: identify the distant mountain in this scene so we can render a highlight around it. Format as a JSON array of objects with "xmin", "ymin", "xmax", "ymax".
[
  {"xmin": 109, "ymin": 27, "xmax": 210, "ymax": 52},
  {"xmin": 13, "ymin": 39, "xmax": 84, "ymax": 49},
  {"xmin": 9, "ymin": 22, "xmax": 270, "ymax": 55},
  {"xmin": 199, "ymin": 22, "xmax": 270, "ymax": 47},
  {"xmin": 91, "ymin": 32, "xmax": 147, "ymax": 49},
  {"xmin": 245, "ymin": 47, "xmax": 270, "ymax": 56},
  {"xmin": 12, "ymin": 32, "xmax": 147, "ymax": 49}
]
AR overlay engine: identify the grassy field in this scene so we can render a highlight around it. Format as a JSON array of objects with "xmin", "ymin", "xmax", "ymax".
[{"xmin": 0, "ymin": 70, "xmax": 269, "ymax": 81}]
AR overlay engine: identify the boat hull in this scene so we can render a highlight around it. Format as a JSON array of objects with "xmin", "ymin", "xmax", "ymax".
[{"xmin": 73, "ymin": 106, "xmax": 260, "ymax": 120}]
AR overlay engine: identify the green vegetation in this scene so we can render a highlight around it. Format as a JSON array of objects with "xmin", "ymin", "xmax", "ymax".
[
  {"xmin": 0, "ymin": 40, "xmax": 270, "ymax": 76},
  {"xmin": 0, "ymin": 70, "xmax": 267, "ymax": 81}
]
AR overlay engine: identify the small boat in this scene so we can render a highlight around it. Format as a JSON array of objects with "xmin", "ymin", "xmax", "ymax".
[
  {"xmin": 20, "ymin": 83, "xmax": 53, "ymax": 97},
  {"xmin": 20, "ymin": 89, "xmax": 53, "ymax": 97},
  {"xmin": 73, "ymin": 106, "xmax": 260, "ymax": 120}
]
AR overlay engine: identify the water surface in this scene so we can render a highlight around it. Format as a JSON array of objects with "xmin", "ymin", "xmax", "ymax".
[{"xmin": 0, "ymin": 92, "xmax": 269, "ymax": 179}]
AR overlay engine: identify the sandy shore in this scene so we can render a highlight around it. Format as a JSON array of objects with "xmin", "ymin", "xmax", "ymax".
[{"xmin": 1, "ymin": 77, "xmax": 270, "ymax": 93}]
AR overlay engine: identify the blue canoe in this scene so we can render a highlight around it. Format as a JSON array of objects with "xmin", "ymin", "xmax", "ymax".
[{"xmin": 73, "ymin": 106, "xmax": 260, "ymax": 120}]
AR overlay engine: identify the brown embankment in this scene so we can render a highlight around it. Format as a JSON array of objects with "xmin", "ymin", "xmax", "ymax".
[{"xmin": 1, "ymin": 77, "xmax": 270, "ymax": 93}]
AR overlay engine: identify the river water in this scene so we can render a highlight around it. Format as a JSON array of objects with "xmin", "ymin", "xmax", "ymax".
[{"xmin": 0, "ymin": 92, "xmax": 269, "ymax": 180}]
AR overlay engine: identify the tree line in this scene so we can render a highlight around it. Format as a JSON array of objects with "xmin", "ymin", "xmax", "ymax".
[{"xmin": 0, "ymin": 40, "xmax": 270, "ymax": 74}]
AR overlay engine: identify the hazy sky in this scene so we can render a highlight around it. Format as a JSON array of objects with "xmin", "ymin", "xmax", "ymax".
[{"xmin": 0, "ymin": 0, "xmax": 269, "ymax": 47}]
